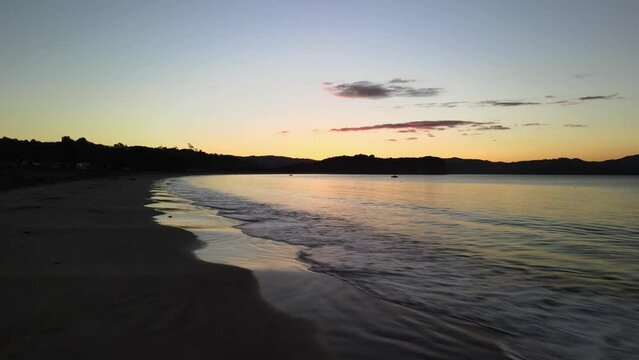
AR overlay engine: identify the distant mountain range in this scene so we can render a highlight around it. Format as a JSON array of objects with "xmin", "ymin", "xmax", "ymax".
[
  {"xmin": 2, "ymin": 137, "xmax": 638, "ymax": 175},
  {"xmin": 281, "ymin": 154, "xmax": 639, "ymax": 175}
]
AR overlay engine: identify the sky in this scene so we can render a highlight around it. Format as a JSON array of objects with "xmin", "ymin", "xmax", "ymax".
[{"xmin": 1, "ymin": 0, "xmax": 638, "ymax": 161}]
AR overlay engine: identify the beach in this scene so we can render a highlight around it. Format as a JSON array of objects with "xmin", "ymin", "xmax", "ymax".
[
  {"xmin": 154, "ymin": 174, "xmax": 639, "ymax": 360},
  {"xmin": 0, "ymin": 175, "xmax": 329, "ymax": 359},
  {"xmin": 5, "ymin": 174, "xmax": 633, "ymax": 360},
  {"xmin": 152, "ymin": 176, "xmax": 511, "ymax": 360},
  {"xmin": 3, "ymin": 0, "xmax": 637, "ymax": 358}
]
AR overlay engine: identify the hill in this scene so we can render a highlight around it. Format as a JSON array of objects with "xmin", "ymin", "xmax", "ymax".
[{"xmin": 1, "ymin": 137, "xmax": 638, "ymax": 183}]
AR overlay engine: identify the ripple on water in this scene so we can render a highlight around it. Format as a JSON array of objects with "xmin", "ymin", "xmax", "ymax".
[{"xmin": 163, "ymin": 175, "xmax": 639, "ymax": 360}]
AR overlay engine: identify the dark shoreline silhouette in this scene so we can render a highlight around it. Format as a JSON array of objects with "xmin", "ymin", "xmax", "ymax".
[{"xmin": 1, "ymin": 136, "xmax": 638, "ymax": 190}]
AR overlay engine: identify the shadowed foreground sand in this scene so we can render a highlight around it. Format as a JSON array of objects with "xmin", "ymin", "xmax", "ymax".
[{"xmin": 0, "ymin": 175, "xmax": 329, "ymax": 360}]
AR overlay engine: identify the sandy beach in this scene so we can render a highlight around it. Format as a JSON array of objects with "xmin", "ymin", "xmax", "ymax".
[
  {"xmin": 0, "ymin": 175, "xmax": 329, "ymax": 359},
  {"xmin": 152, "ymin": 176, "xmax": 510, "ymax": 360}
]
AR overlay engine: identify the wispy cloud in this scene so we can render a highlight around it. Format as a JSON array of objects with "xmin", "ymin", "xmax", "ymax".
[
  {"xmin": 411, "ymin": 93, "xmax": 622, "ymax": 109},
  {"xmin": 416, "ymin": 101, "xmax": 468, "ymax": 108},
  {"xmin": 521, "ymin": 123, "xmax": 548, "ymax": 126},
  {"xmin": 406, "ymin": 137, "xmax": 418, "ymax": 140},
  {"xmin": 476, "ymin": 124, "xmax": 510, "ymax": 130},
  {"xmin": 572, "ymin": 73, "xmax": 592, "ymax": 79},
  {"xmin": 564, "ymin": 124, "xmax": 587, "ymax": 128},
  {"xmin": 389, "ymin": 78, "xmax": 415, "ymax": 84},
  {"xmin": 417, "ymin": 99, "xmax": 545, "ymax": 108},
  {"xmin": 478, "ymin": 100, "xmax": 541, "ymax": 107},
  {"xmin": 330, "ymin": 120, "xmax": 509, "ymax": 132},
  {"xmin": 387, "ymin": 138, "xmax": 398, "ymax": 142},
  {"xmin": 397, "ymin": 129, "xmax": 417, "ymax": 133},
  {"xmin": 549, "ymin": 100, "xmax": 580, "ymax": 106},
  {"xmin": 325, "ymin": 80, "xmax": 442, "ymax": 99},
  {"xmin": 578, "ymin": 93, "xmax": 620, "ymax": 101},
  {"xmin": 276, "ymin": 130, "xmax": 290, "ymax": 135}
]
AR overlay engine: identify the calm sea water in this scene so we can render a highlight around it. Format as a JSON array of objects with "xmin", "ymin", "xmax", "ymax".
[{"xmin": 163, "ymin": 174, "xmax": 639, "ymax": 360}]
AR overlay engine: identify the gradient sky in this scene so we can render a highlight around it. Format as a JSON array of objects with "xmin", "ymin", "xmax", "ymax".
[{"xmin": 1, "ymin": 0, "xmax": 638, "ymax": 161}]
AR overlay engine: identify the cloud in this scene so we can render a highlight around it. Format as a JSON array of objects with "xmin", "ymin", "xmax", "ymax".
[
  {"xmin": 572, "ymin": 73, "xmax": 592, "ymax": 79},
  {"xmin": 389, "ymin": 78, "xmax": 415, "ymax": 84},
  {"xmin": 391, "ymin": 86, "xmax": 442, "ymax": 97},
  {"xmin": 476, "ymin": 125, "xmax": 511, "ymax": 130},
  {"xmin": 521, "ymin": 123, "xmax": 548, "ymax": 126},
  {"xmin": 478, "ymin": 100, "xmax": 541, "ymax": 107},
  {"xmin": 276, "ymin": 130, "xmax": 290, "ymax": 135},
  {"xmin": 406, "ymin": 137, "xmax": 418, "ymax": 140},
  {"xmin": 328, "ymin": 82, "xmax": 390, "ymax": 98},
  {"xmin": 415, "ymin": 99, "xmax": 541, "ymax": 108},
  {"xmin": 403, "ymin": 90, "xmax": 625, "ymax": 109},
  {"xmin": 416, "ymin": 101, "xmax": 468, "ymax": 108},
  {"xmin": 397, "ymin": 129, "xmax": 417, "ymax": 133},
  {"xmin": 564, "ymin": 124, "xmax": 587, "ymax": 128},
  {"xmin": 325, "ymin": 80, "xmax": 442, "ymax": 99},
  {"xmin": 414, "ymin": 93, "xmax": 622, "ymax": 108},
  {"xmin": 549, "ymin": 100, "xmax": 580, "ymax": 106},
  {"xmin": 387, "ymin": 138, "xmax": 398, "ymax": 142},
  {"xmin": 578, "ymin": 93, "xmax": 620, "ymax": 101},
  {"xmin": 331, "ymin": 120, "xmax": 476, "ymax": 132},
  {"xmin": 330, "ymin": 120, "xmax": 509, "ymax": 133}
]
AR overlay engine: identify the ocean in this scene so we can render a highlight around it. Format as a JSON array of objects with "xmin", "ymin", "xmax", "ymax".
[{"xmin": 154, "ymin": 174, "xmax": 639, "ymax": 359}]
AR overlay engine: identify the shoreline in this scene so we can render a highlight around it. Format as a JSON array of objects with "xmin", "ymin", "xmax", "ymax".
[
  {"xmin": 153, "ymin": 176, "xmax": 510, "ymax": 360},
  {"xmin": 0, "ymin": 175, "xmax": 329, "ymax": 359}
]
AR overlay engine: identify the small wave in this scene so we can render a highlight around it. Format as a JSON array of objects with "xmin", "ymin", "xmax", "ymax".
[{"xmin": 163, "ymin": 175, "xmax": 639, "ymax": 360}]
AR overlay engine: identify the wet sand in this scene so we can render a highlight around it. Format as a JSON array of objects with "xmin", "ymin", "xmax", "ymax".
[
  {"xmin": 0, "ymin": 176, "xmax": 329, "ymax": 360},
  {"xmin": 152, "ymin": 178, "xmax": 510, "ymax": 360}
]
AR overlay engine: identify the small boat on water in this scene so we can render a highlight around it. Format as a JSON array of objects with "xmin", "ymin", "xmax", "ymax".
[{"xmin": 390, "ymin": 175, "xmax": 398, "ymax": 178}]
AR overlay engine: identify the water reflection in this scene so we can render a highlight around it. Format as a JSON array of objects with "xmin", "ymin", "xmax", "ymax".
[{"xmin": 164, "ymin": 174, "xmax": 639, "ymax": 359}]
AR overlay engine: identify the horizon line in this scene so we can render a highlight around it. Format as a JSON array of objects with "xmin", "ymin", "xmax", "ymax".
[{"xmin": 2, "ymin": 136, "xmax": 637, "ymax": 164}]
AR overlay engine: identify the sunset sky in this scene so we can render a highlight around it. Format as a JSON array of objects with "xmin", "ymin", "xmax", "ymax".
[{"xmin": 1, "ymin": 0, "xmax": 638, "ymax": 161}]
